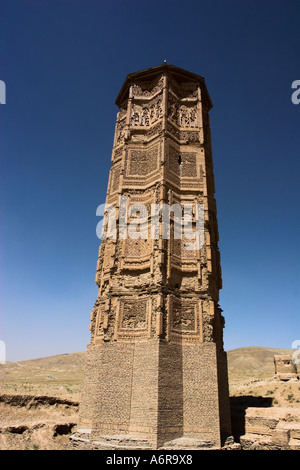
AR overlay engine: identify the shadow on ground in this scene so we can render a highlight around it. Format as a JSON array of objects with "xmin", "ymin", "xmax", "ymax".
[{"xmin": 230, "ymin": 395, "xmax": 273, "ymax": 441}]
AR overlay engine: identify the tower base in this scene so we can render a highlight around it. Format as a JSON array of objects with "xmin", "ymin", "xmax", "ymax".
[
  {"xmin": 69, "ymin": 429, "xmax": 225, "ymax": 450},
  {"xmin": 76, "ymin": 339, "xmax": 231, "ymax": 449}
]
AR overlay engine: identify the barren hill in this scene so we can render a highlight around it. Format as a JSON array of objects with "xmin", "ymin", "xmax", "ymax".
[
  {"xmin": 227, "ymin": 346, "xmax": 297, "ymax": 382},
  {"xmin": 0, "ymin": 351, "xmax": 86, "ymax": 401}
]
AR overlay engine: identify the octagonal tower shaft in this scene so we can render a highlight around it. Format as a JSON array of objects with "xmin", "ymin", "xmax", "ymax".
[{"xmin": 78, "ymin": 65, "xmax": 231, "ymax": 449}]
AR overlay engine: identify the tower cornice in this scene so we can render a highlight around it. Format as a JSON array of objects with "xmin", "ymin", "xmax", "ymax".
[{"xmin": 115, "ymin": 63, "xmax": 213, "ymax": 111}]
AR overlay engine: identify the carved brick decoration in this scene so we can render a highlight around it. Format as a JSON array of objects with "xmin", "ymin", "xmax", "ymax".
[
  {"xmin": 171, "ymin": 296, "xmax": 197, "ymax": 333},
  {"xmin": 121, "ymin": 299, "xmax": 147, "ymax": 329},
  {"xmin": 76, "ymin": 64, "xmax": 232, "ymax": 450},
  {"xmin": 127, "ymin": 142, "xmax": 159, "ymax": 176}
]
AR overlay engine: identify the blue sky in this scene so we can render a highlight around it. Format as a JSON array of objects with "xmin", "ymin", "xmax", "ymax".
[{"xmin": 0, "ymin": 0, "xmax": 299, "ymax": 361}]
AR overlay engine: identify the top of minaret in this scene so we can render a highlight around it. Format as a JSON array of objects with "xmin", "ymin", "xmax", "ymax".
[{"xmin": 115, "ymin": 63, "xmax": 213, "ymax": 110}]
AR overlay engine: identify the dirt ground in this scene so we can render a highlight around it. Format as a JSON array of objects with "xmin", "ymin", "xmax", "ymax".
[{"xmin": 0, "ymin": 394, "xmax": 78, "ymax": 450}]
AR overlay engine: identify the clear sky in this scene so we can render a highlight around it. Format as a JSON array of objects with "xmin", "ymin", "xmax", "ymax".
[{"xmin": 0, "ymin": 0, "xmax": 299, "ymax": 361}]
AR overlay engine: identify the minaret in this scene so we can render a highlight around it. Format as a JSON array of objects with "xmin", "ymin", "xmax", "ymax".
[{"xmin": 76, "ymin": 64, "xmax": 231, "ymax": 449}]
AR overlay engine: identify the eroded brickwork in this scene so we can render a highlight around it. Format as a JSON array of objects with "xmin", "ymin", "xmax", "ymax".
[
  {"xmin": 77, "ymin": 64, "xmax": 231, "ymax": 449},
  {"xmin": 274, "ymin": 355, "xmax": 299, "ymax": 381}
]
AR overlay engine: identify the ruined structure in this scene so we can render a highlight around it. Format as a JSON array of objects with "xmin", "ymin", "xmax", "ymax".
[
  {"xmin": 238, "ymin": 407, "xmax": 300, "ymax": 450},
  {"xmin": 274, "ymin": 355, "xmax": 299, "ymax": 381},
  {"xmin": 74, "ymin": 64, "xmax": 232, "ymax": 449}
]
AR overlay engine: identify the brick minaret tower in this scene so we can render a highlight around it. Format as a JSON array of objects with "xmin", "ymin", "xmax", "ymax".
[{"xmin": 75, "ymin": 64, "xmax": 231, "ymax": 449}]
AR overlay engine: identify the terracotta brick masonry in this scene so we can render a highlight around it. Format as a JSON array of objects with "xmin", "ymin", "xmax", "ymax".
[{"xmin": 71, "ymin": 64, "xmax": 233, "ymax": 450}]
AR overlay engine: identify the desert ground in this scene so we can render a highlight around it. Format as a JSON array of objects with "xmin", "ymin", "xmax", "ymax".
[{"xmin": 0, "ymin": 347, "xmax": 299, "ymax": 450}]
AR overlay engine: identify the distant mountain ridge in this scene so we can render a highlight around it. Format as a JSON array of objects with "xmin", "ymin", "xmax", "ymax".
[{"xmin": 3, "ymin": 346, "xmax": 297, "ymax": 381}]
